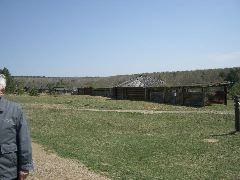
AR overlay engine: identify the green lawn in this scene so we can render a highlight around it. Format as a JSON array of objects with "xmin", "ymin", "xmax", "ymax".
[
  {"xmin": 7, "ymin": 94, "xmax": 234, "ymax": 112},
  {"xmin": 7, "ymin": 95, "xmax": 240, "ymax": 179}
]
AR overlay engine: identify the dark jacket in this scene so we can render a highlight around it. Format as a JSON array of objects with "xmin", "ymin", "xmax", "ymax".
[{"xmin": 0, "ymin": 97, "xmax": 33, "ymax": 179}]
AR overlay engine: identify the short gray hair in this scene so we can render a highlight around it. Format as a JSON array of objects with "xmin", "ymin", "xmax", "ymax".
[{"xmin": 0, "ymin": 74, "xmax": 6, "ymax": 89}]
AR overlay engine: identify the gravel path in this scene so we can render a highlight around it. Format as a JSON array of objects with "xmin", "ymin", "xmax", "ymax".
[
  {"xmin": 76, "ymin": 108, "xmax": 234, "ymax": 115},
  {"xmin": 28, "ymin": 142, "xmax": 110, "ymax": 180},
  {"xmin": 24, "ymin": 103, "xmax": 234, "ymax": 115}
]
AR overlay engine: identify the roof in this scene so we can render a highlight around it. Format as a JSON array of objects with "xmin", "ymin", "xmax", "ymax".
[
  {"xmin": 53, "ymin": 87, "xmax": 68, "ymax": 91},
  {"xmin": 163, "ymin": 81, "xmax": 232, "ymax": 88},
  {"xmin": 116, "ymin": 75, "xmax": 165, "ymax": 87}
]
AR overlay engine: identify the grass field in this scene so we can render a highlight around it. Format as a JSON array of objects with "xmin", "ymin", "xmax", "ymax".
[
  {"xmin": 7, "ymin": 95, "xmax": 240, "ymax": 179},
  {"xmin": 8, "ymin": 94, "xmax": 234, "ymax": 112}
]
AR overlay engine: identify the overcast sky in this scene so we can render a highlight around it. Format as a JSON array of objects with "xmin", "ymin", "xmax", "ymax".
[{"xmin": 0, "ymin": 0, "xmax": 240, "ymax": 77}]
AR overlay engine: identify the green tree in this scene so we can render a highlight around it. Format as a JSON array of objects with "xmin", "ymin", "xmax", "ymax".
[
  {"xmin": 225, "ymin": 69, "xmax": 240, "ymax": 84},
  {"xmin": 229, "ymin": 82, "xmax": 240, "ymax": 97},
  {"xmin": 46, "ymin": 83, "xmax": 56, "ymax": 95},
  {"xmin": 29, "ymin": 87, "xmax": 39, "ymax": 96},
  {"xmin": 219, "ymin": 71, "xmax": 226, "ymax": 79},
  {"xmin": 15, "ymin": 82, "xmax": 25, "ymax": 95}
]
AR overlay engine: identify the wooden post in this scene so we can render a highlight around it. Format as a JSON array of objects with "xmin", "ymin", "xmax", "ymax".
[
  {"xmin": 124, "ymin": 88, "xmax": 127, "ymax": 99},
  {"xmin": 234, "ymin": 96, "xmax": 240, "ymax": 132},
  {"xmin": 163, "ymin": 87, "xmax": 166, "ymax": 103},
  {"xmin": 182, "ymin": 87, "xmax": 185, "ymax": 106},
  {"xmin": 201, "ymin": 87, "xmax": 206, "ymax": 107},
  {"xmin": 149, "ymin": 88, "xmax": 152, "ymax": 101},
  {"xmin": 224, "ymin": 86, "xmax": 227, "ymax": 105},
  {"xmin": 112, "ymin": 87, "xmax": 116, "ymax": 99},
  {"xmin": 144, "ymin": 88, "xmax": 147, "ymax": 101},
  {"xmin": 173, "ymin": 90, "xmax": 177, "ymax": 105}
]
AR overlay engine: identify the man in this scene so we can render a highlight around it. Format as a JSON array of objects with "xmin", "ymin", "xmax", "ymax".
[{"xmin": 0, "ymin": 74, "xmax": 33, "ymax": 180}]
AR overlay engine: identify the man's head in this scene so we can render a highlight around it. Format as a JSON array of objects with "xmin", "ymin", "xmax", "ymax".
[{"xmin": 0, "ymin": 74, "xmax": 6, "ymax": 95}]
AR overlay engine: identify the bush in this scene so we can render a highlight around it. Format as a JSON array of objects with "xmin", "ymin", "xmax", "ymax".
[
  {"xmin": 229, "ymin": 82, "xmax": 240, "ymax": 97},
  {"xmin": 29, "ymin": 88, "xmax": 39, "ymax": 96},
  {"xmin": 16, "ymin": 88, "xmax": 25, "ymax": 95}
]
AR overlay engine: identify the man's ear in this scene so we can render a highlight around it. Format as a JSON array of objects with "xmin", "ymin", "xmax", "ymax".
[{"xmin": 0, "ymin": 87, "xmax": 5, "ymax": 95}]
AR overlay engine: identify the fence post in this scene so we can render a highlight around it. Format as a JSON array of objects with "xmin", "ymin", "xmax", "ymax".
[
  {"xmin": 224, "ymin": 86, "xmax": 227, "ymax": 105},
  {"xmin": 144, "ymin": 88, "xmax": 147, "ymax": 101},
  {"xmin": 201, "ymin": 87, "xmax": 206, "ymax": 107},
  {"xmin": 234, "ymin": 95, "xmax": 240, "ymax": 132}
]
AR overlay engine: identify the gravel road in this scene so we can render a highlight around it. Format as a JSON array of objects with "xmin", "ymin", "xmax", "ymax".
[
  {"xmin": 24, "ymin": 103, "xmax": 234, "ymax": 115},
  {"xmin": 28, "ymin": 142, "xmax": 110, "ymax": 180}
]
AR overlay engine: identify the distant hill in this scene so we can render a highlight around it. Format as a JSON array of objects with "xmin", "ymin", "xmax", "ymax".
[{"xmin": 13, "ymin": 67, "xmax": 240, "ymax": 89}]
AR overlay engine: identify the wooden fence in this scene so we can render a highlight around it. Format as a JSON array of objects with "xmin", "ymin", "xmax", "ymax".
[
  {"xmin": 77, "ymin": 87, "xmax": 112, "ymax": 97},
  {"xmin": 112, "ymin": 84, "xmax": 228, "ymax": 107},
  {"xmin": 76, "ymin": 83, "xmax": 229, "ymax": 107}
]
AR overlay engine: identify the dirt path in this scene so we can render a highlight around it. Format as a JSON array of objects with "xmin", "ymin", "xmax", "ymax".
[
  {"xmin": 76, "ymin": 108, "xmax": 234, "ymax": 115},
  {"xmin": 24, "ymin": 103, "xmax": 234, "ymax": 115},
  {"xmin": 28, "ymin": 142, "xmax": 110, "ymax": 180}
]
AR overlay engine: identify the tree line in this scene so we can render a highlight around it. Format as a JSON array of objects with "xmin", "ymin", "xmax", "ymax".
[{"xmin": 1, "ymin": 66, "xmax": 240, "ymax": 96}]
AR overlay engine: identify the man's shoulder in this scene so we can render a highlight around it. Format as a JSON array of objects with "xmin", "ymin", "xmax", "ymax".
[{"xmin": 3, "ymin": 97, "xmax": 22, "ymax": 110}]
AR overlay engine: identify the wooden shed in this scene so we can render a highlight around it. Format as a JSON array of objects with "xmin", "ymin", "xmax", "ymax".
[
  {"xmin": 112, "ymin": 75, "xmax": 165, "ymax": 101},
  {"xmin": 76, "ymin": 87, "xmax": 112, "ymax": 97},
  {"xmin": 149, "ymin": 82, "xmax": 230, "ymax": 106},
  {"xmin": 77, "ymin": 87, "xmax": 93, "ymax": 95}
]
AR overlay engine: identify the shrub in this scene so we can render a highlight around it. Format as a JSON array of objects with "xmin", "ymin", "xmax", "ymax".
[
  {"xmin": 16, "ymin": 88, "xmax": 25, "ymax": 95},
  {"xmin": 29, "ymin": 88, "xmax": 39, "ymax": 96},
  {"xmin": 229, "ymin": 82, "xmax": 240, "ymax": 97}
]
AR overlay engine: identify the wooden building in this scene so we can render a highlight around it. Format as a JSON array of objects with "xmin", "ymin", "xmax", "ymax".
[
  {"xmin": 53, "ymin": 87, "xmax": 70, "ymax": 94},
  {"xmin": 112, "ymin": 75, "xmax": 165, "ymax": 101},
  {"xmin": 77, "ymin": 87, "xmax": 112, "ymax": 97},
  {"xmin": 74, "ymin": 75, "xmax": 230, "ymax": 107},
  {"xmin": 112, "ymin": 75, "xmax": 230, "ymax": 107},
  {"xmin": 148, "ymin": 82, "xmax": 229, "ymax": 106}
]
